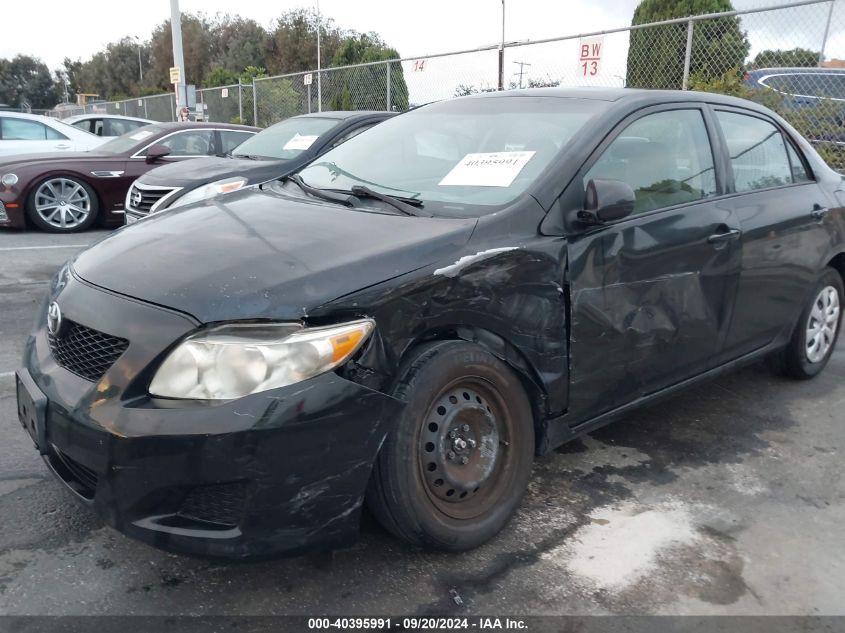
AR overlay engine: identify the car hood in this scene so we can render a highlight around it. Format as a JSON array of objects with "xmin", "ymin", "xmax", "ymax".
[
  {"xmin": 141, "ymin": 156, "xmax": 292, "ymax": 188},
  {"xmin": 0, "ymin": 151, "xmax": 118, "ymax": 169},
  {"xmin": 72, "ymin": 188, "xmax": 477, "ymax": 323}
]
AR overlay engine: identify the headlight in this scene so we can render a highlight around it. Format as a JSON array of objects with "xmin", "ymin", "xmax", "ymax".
[
  {"xmin": 148, "ymin": 319, "xmax": 374, "ymax": 400},
  {"xmin": 1, "ymin": 173, "xmax": 18, "ymax": 187},
  {"xmin": 168, "ymin": 177, "xmax": 247, "ymax": 210}
]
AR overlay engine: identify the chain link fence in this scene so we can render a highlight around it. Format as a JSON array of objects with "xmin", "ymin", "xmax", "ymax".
[{"xmin": 45, "ymin": 0, "xmax": 845, "ymax": 167}]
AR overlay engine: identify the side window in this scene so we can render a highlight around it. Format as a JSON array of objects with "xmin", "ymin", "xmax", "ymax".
[
  {"xmin": 584, "ymin": 109, "xmax": 717, "ymax": 215},
  {"xmin": 786, "ymin": 142, "xmax": 811, "ymax": 183},
  {"xmin": 104, "ymin": 119, "xmax": 127, "ymax": 136},
  {"xmin": 71, "ymin": 119, "xmax": 92, "ymax": 133},
  {"xmin": 219, "ymin": 131, "xmax": 253, "ymax": 155},
  {"xmin": 155, "ymin": 130, "xmax": 214, "ymax": 156},
  {"xmin": 1, "ymin": 118, "xmax": 49, "ymax": 140},
  {"xmin": 716, "ymin": 111, "xmax": 793, "ymax": 192},
  {"xmin": 45, "ymin": 125, "xmax": 67, "ymax": 140}
]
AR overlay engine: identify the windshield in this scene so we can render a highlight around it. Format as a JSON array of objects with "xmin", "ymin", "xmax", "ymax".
[
  {"xmin": 97, "ymin": 124, "xmax": 164, "ymax": 154},
  {"xmin": 297, "ymin": 96, "xmax": 605, "ymax": 216},
  {"xmin": 234, "ymin": 116, "xmax": 340, "ymax": 160}
]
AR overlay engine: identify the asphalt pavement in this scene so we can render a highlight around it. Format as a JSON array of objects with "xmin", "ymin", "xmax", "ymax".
[{"xmin": 0, "ymin": 227, "xmax": 843, "ymax": 616}]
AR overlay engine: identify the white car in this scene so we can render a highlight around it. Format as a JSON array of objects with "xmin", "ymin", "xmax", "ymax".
[
  {"xmin": 0, "ymin": 112, "xmax": 108, "ymax": 157},
  {"xmin": 63, "ymin": 114, "xmax": 154, "ymax": 137}
]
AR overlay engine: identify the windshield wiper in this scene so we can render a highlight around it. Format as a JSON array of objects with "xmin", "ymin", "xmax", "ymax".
[
  {"xmin": 285, "ymin": 174, "xmax": 354, "ymax": 206},
  {"xmin": 348, "ymin": 185, "xmax": 429, "ymax": 217}
]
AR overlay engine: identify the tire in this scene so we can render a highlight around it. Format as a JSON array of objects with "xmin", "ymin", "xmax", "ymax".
[
  {"xmin": 367, "ymin": 341, "xmax": 535, "ymax": 551},
  {"xmin": 26, "ymin": 176, "xmax": 99, "ymax": 233},
  {"xmin": 768, "ymin": 266, "xmax": 843, "ymax": 379}
]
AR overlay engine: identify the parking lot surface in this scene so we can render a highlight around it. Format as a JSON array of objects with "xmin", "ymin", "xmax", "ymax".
[{"xmin": 0, "ymin": 228, "xmax": 843, "ymax": 616}]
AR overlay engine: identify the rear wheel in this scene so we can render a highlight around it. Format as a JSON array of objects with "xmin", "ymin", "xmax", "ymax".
[
  {"xmin": 769, "ymin": 267, "xmax": 842, "ymax": 379},
  {"xmin": 367, "ymin": 341, "xmax": 534, "ymax": 551},
  {"xmin": 26, "ymin": 176, "xmax": 98, "ymax": 233}
]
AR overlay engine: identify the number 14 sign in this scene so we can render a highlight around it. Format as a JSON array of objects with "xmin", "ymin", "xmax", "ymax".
[{"xmin": 578, "ymin": 36, "xmax": 604, "ymax": 77}]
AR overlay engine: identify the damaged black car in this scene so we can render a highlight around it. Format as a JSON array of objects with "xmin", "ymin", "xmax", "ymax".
[{"xmin": 17, "ymin": 88, "xmax": 844, "ymax": 558}]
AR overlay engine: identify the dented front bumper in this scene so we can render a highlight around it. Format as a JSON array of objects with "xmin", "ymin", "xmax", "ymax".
[{"xmin": 21, "ymin": 274, "xmax": 403, "ymax": 559}]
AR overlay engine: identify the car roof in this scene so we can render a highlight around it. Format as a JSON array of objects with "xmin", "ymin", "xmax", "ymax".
[
  {"xmin": 0, "ymin": 111, "xmax": 59, "ymax": 121},
  {"xmin": 459, "ymin": 86, "xmax": 780, "ymax": 110},
  {"xmin": 293, "ymin": 110, "xmax": 395, "ymax": 121},
  {"xmin": 146, "ymin": 121, "xmax": 260, "ymax": 132},
  {"xmin": 63, "ymin": 114, "xmax": 154, "ymax": 123},
  {"xmin": 748, "ymin": 67, "xmax": 845, "ymax": 75}
]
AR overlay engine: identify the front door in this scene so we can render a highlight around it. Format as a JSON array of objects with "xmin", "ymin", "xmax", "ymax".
[{"xmin": 565, "ymin": 105, "xmax": 741, "ymax": 422}]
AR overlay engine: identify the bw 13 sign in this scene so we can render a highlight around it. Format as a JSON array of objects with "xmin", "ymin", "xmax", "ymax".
[{"xmin": 578, "ymin": 36, "xmax": 604, "ymax": 77}]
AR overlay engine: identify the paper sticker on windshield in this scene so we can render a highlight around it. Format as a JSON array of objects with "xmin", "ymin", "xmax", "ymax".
[
  {"xmin": 129, "ymin": 130, "xmax": 154, "ymax": 141},
  {"xmin": 283, "ymin": 133, "xmax": 319, "ymax": 151},
  {"xmin": 438, "ymin": 151, "xmax": 536, "ymax": 187}
]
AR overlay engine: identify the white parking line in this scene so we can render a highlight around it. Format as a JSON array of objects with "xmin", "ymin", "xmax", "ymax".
[{"xmin": 0, "ymin": 244, "xmax": 89, "ymax": 252}]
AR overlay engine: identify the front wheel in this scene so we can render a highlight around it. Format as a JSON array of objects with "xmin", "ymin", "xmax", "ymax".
[
  {"xmin": 26, "ymin": 176, "xmax": 98, "ymax": 233},
  {"xmin": 367, "ymin": 341, "xmax": 534, "ymax": 551},
  {"xmin": 769, "ymin": 267, "xmax": 843, "ymax": 379}
]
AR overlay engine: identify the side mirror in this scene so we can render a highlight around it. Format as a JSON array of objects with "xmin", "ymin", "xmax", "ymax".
[
  {"xmin": 145, "ymin": 144, "xmax": 171, "ymax": 164},
  {"xmin": 579, "ymin": 178, "xmax": 636, "ymax": 224}
]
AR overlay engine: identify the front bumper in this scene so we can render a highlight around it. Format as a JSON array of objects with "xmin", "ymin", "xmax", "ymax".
[
  {"xmin": 20, "ymin": 273, "xmax": 402, "ymax": 558},
  {"xmin": 0, "ymin": 192, "xmax": 25, "ymax": 228}
]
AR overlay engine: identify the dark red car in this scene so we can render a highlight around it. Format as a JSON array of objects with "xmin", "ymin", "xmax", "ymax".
[{"xmin": 0, "ymin": 122, "xmax": 258, "ymax": 232}]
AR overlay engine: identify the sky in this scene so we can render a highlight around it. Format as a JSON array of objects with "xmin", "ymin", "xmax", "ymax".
[{"xmin": 3, "ymin": 0, "xmax": 844, "ymax": 104}]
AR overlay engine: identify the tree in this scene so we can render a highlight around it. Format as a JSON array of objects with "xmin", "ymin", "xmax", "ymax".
[
  {"xmin": 328, "ymin": 33, "xmax": 408, "ymax": 111},
  {"xmin": 752, "ymin": 48, "xmax": 819, "ymax": 69},
  {"xmin": 205, "ymin": 67, "xmax": 240, "ymax": 88},
  {"xmin": 626, "ymin": 0, "xmax": 750, "ymax": 89},
  {"xmin": 148, "ymin": 13, "xmax": 215, "ymax": 92},
  {"xmin": 266, "ymin": 8, "xmax": 344, "ymax": 75},
  {"xmin": 211, "ymin": 16, "xmax": 269, "ymax": 75},
  {"xmin": 0, "ymin": 55, "xmax": 59, "ymax": 109}
]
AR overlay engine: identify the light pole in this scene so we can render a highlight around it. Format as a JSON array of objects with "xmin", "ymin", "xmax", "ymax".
[
  {"xmin": 134, "ymin": 36, "xmax": 143, "ymax": 83},
  {"xmin": 316, "ymin": 0, "xmax": 322, "ymax": 112},
  {"xmin": 498, "ymin": 0, "xmax": 505, "ymax": 91},
  {"xmin": 170, "ymin": 0, "xmax": 187, "ymax": 113}
]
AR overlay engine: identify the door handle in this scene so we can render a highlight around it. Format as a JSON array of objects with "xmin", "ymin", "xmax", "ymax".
[
  {"xmin": 811, "ymin": 204, "xmax": 829, "ymax": 220},
  {"xmin": 55, "ymin": 144, "xmax": 70, "ymax": 150},
  {"xmin": 707, "ymin": 228, "xmax": 741, "ymax": 246}
]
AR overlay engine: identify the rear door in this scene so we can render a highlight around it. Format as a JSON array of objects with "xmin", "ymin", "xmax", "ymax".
[
  {"xmin": 710, "ymin": 107, "xmax": 837, "ymax": 363},
  {"xmin": 565, "ymin": 104, "xmax": 742, "ymax": 421}
]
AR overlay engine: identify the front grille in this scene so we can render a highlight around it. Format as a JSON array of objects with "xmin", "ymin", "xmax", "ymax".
[
  {"xmin": 126, "ymin": 184, "xmax": 177, "ymax": 216},
  {"xmin": 48, "ymin": 320, "xmax": 128, "ymax": 382},
  {"xmin": 177, "ymin": 482, "xmax": 250, "ymax": 527},
  {"xmin": 52, "ymin": 446, "xmax": 98, "ymax": 498}
]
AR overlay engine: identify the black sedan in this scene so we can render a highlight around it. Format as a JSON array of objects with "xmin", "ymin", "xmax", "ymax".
[
  {"xmin": 17, "ymin": 88, "xmax": 844, "ymax": 558},
  {"xmin": 123, "ymin": 110, "xmax": 394, "ymax": 223}
]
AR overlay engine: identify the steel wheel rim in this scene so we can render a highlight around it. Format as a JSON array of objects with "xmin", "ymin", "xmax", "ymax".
[
  {"xmin": 34, "ymin": 178, "xmax": 91, "ymax": 229},
  {"xmin": 806, "ymin": 285, "xmax": 840, "ymax": 364},
  {"xmin": 418, "ymin": 377, "xmax": 513, "ymax": 520}
]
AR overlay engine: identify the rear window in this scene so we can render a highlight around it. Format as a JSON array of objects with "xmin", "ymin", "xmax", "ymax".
[
  {"xmin": 233, "ymin": 117, "xmax": 339, "ymax": 160},
  {"xmin": 761, "ymin": 73, "xmax": 845, "ymax": 100}
]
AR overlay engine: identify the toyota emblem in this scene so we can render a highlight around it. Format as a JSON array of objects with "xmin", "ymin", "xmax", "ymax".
[
  {"xmin": 47, "ymin": 302, "xmax": 63, "ymax": 337},
  {"xmin": 131, "ymin": 189, "xmax": 143, "ymax": 207}
]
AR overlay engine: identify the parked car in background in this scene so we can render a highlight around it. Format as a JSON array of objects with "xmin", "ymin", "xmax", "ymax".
[
  {"xmin": 0, "ymin": 122, "xmax": 258, "ymax": 232},
  {"xmin": 0, "ymin": 112, "xmax": 107, "ymax": 157},
  {"xmin": 63, "ymin": 114, "xmax": 155, "ymax": 137},
  {"xmin": 745, "ymin": 67, "xmax": 845, "ymax": 107},
  {"xmin": 746, "ymin": 67, "xmax": 845, "ymax": 143},
  {"xmin": 17, "ymin": 89, "xmax": 844, "ymax": 558},
  {"xmin": 124, "ymin": 111, "xmax": 394, "ymax": 223}
]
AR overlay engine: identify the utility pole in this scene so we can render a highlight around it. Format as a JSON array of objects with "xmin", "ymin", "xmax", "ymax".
[
  {"xmin": 170, "ymin": 0, "xmax": 186, "ymax": 113},
  {"xmin": 316, "ymin": 0, "xmax": 322, "ymax": 112},
  {"xmin": 497, "ymin": 0, "xmax": 505, "ymax": 90},
  {"xmin": 513, "ymin": 60, "xmax": 531, "ymax": 88},
  {"xmin": 134, "ymin": 36, "xmax": 143, "ymax": 83}
]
